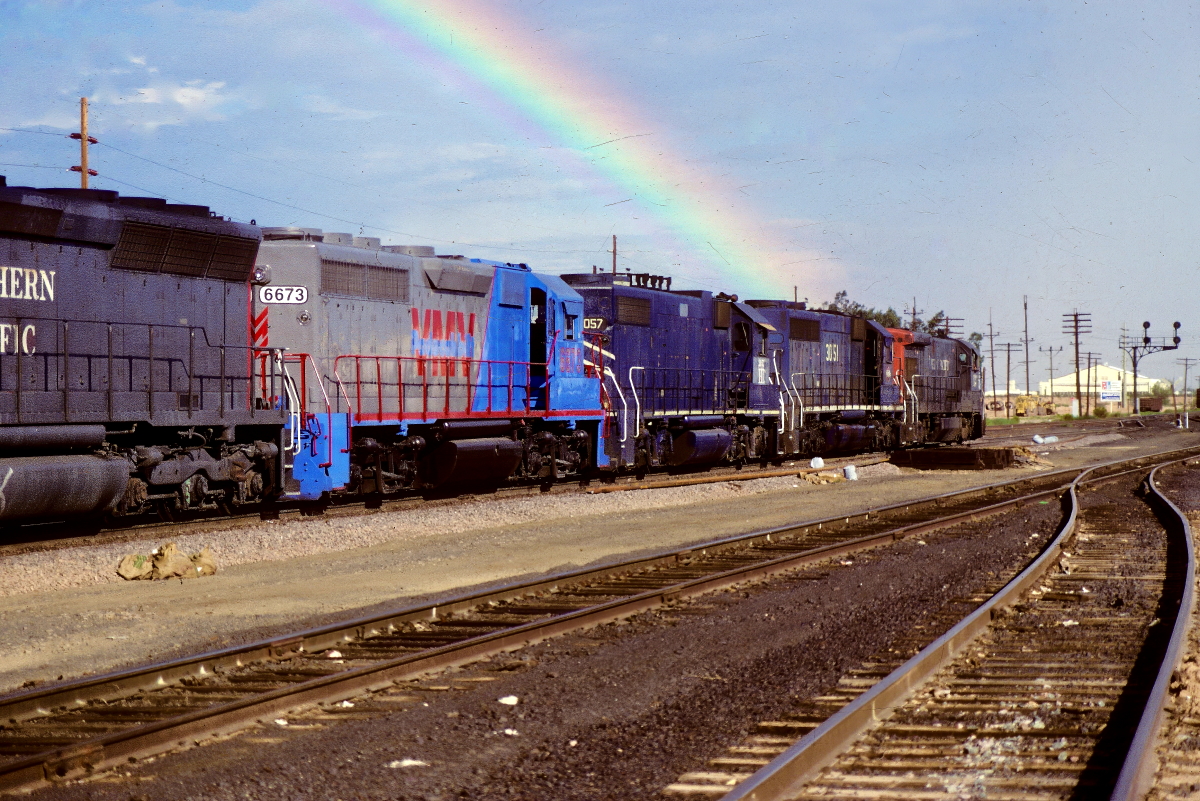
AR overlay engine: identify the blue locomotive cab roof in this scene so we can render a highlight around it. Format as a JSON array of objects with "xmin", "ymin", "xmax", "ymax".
[{"xmin": 732, "ymin": 302, "xmax": 777, "ymax": 332}]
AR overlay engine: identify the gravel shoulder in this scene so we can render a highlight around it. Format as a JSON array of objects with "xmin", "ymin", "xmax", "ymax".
[{"xmin": 0, "ymin": 428, "xmax": 1194, "ymax": 695}]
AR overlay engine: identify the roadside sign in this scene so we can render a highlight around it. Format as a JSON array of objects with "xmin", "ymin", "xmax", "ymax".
[{"xmin": 1100, "ymin": 391, "xmax": 1121, "ymax": 401}]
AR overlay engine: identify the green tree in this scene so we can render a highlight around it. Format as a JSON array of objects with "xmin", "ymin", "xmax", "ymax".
[
  {"xmin": 968, "ymin": 332, "xmax": 984, "ymax": 349},
  {"xmin": 1151, "ymin": 381, "xmax": 1173, "ymax": 399},
  {"xmin": 820, "ymin": 290, "xmax": 903, "ymax": 328}
]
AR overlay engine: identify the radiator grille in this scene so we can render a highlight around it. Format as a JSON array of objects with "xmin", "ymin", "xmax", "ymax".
[
  {"xmin": 206, "ymin": 236, "xmax": 259, "ymax": 281},
  {"xmin": 790, "ymin": 318, "xmax": 821, "ymax": 341},
  {"xmin": 616, "ymin": 295, "xmax": 652, "ymax": 326},
  {"xmin": 320, "ymin": 260, "xmax": 365, "ymax": 296},
  {"xmin": 112, "ymin": 222, "xmax": 171, "ymax": 272},
  {"xmin": 367, "ymin": 266, "xmax": 409, "ymax": 302},
  {"xmin": 163, "ymin": 229, "xmax": 217, "ymax": 277}
]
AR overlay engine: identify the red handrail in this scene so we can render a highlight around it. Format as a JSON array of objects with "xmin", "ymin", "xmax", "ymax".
[{"xmin": 333, "ymin": 354, "xmax": 553, "ymax": 422}]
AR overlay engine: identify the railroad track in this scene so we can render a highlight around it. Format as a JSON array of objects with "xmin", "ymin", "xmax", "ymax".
[
  {"xmin": 1, "ymin": 448, "xmax": 1194, "ymax": 793},
  {"xmin": 689, "ymin": 453, "xmax": 1196, "ymax": 801}
]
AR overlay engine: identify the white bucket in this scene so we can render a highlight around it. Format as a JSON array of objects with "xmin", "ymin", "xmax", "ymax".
[
  {"xmin": 810, "ymin": 457, "xmax": 825, "ymax": 469},
  {"xmin": 843, "ymin": 465, "xmax": 858, "ymax": 481}
]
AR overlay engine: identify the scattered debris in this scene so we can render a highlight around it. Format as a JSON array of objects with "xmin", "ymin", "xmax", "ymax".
[
  {"xmin": 388, "ymin": 759, "xmax": 428, "ymax": 768},
  {"xmin": 503, "ymin": 728, "xmax": 519, "ymax": 736},
  {"xmin": 116, "ymin": 542, "xmax": 216, "ymax": 581},
  {"xmin": 274, "ymin": 719, "xmax": 288, "ymax": 727},
  {"xmin": 498, "ymin": 695, "xmax": 519, "ymax": 706},
  {"xmin": 325, "ymin": 650, "xmax": 343, "ymax": 659}
]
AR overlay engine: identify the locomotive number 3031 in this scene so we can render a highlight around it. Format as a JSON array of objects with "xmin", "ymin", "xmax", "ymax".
[{"xmin": 258, "ymin": 286, "xmax": 309, "ymax": 304}]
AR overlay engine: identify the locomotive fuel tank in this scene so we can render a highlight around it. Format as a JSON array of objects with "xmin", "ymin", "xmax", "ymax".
[
  {"xmin": 669, "ymin": 428, "xmax": 732, "ymax": 466},
  {"xmin": 0, "ymin": 425, "xmax": 107, "ymax": 452},
  {"xmin": 0, "ymin": 455, "xmax": 129, "ymax": 522},
  {"xmin": 421, "ymin": 437, "xmax": 523, "ymax": 488}
]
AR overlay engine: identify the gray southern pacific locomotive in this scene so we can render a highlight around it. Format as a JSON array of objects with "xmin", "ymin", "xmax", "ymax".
[{"xmin": 0, "ymin": 177, "xmax": 982, "ymax": 526}]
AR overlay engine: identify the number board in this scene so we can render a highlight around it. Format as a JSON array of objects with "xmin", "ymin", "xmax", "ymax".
[{"xmin": 258, "ymin": 286, "xmax": 309, "ymax": 304}]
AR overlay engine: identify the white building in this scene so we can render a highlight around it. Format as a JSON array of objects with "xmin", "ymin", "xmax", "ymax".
[{"xmin": 1037, "ymin": 364, "xmax": 1169, "ymax": 397}]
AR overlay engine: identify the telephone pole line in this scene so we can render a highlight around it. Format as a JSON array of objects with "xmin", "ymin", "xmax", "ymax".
[
  {"xmin": 1082, "ymin": 351, "xmax": 1102, "ymax": 416},
  {"xmin": 1040, "ymin": 345, "xmax": 1064, "ymax": 410},
  {"xmin": 1179, "ymin": 357, "xmax": 1198, "ymax": 412},
  {"xmin": 987, "ymin": 311, "xmax": 1001, "ymax": 410},
  {"xmin": 1021, "ymin": 295, "xmax": 1035, "ymax": 393},
  {"xmin": 1061, "ymin": 310, "xmax": 1092, "ymax": 414},
  {"xmin": 997, "ymin": 342, "xmax": 1021, "ymax": 418},
  {"xmin": 69, "ymin": 97, "xmax": 98, "ymax": 189},
  {"xmin": 906, "ymin": 298, "xmax": 924, "ymax": 330}
]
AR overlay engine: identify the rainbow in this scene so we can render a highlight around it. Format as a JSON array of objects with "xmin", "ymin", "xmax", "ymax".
[{"xmin": 327, "ymin": 0, "xmax": 831, "ymax": 297}]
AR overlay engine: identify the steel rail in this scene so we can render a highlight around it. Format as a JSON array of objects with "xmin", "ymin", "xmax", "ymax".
[
  {"xmin": 1110, "ymin": 464, "xmax": 1197, "ymax": 801},
  {"xmin": 719, "ymin": 454, "xmax": 1194, "ymax": 801},
  {"xmin": 0, "ymin": 462, "xmax": 1107, "ymax": 789},
  {"xmin": 1, "ymin": 446, "xmax": 1196, "ymax": 791}
]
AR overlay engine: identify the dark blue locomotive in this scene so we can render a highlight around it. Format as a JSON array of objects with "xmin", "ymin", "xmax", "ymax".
[
  {"xmin": 0, "ymin": 178, "xmax": 983, "ymax": 525},
  {"xmin": 560, "ymin": 271, "xmax": 983, "ymax": 472}
]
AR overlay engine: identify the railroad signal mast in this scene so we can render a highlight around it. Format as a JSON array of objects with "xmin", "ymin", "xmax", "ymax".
[
  {"xmin": 1061, "ymin": 311, "xmax": 1092, "ymax": 414},
  {"xmin": 1120, "ymin": 321, "xmax": 1182, "ymax": 414}
]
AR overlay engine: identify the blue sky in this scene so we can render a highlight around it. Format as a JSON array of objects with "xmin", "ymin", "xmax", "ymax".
[{"xmin": 2, "ymin": 0, "xmax": 1197, "ymax": 389}]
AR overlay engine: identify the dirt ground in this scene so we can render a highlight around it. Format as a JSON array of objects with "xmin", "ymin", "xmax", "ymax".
[{"xmin": 0, "ymin": 427, "xmax": 1193, "ymax": 700}]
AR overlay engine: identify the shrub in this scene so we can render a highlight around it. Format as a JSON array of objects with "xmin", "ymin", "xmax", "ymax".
[{"xmin": 1093, "ymin": 406, "xmax": 1108, "ymax": 418}]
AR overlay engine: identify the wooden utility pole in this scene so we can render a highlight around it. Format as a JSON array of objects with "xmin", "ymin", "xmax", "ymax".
[
  {"xmin": 998, "ymin": 342, "xmax": 1021, "ymax": 418},
  {"xmin": 1061, "ymin": 310, "xmax": 1092, "ymax": 415},
  {"xmin": 987, "ymin": 312, "xmax": 1001, "ymax": 409},
  {"xmin": 70, "ymin": 97, "xmax": 98, "ymax": 188},
  {"xmin": 1040, "ymin": 345, "xmax": 1063, "ymax": 411},
  {"xmin": 611, "ymin": 235, "xmax": 617, "ymax": 276},
  {"xmin": 79, "ymin": 97, "xmax": 88, "ymax": 188},
  {"xmin": 1179, "ymin": 357, "xmax": 1198, "ymax": 411},
  {"xmin": 907, "ymin": 297, "xmax": 923, "ymax": 330},
  {"xmin": 1082, "ymin": 351, "xmax": 1102, "ymax": 416},
  {"xmin": 1021, "ymin": 295, "xmax": 1035, "ymax": 393}
]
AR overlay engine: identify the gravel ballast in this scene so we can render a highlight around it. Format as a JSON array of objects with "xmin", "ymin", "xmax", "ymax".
[
  {"xmin": 0, "ymin": 429, "xmax": 1192, "ymax": 699},
  {"xmin": 23, "ymin": 469, "xmax": 1072, "ymax": 801}
]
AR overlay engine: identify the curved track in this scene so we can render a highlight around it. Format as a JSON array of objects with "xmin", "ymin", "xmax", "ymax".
[
  {"xmin": 705, "ymin": 455, "xmax": 1195, "ymax": 801},
  {"xmin": 0, "ymin": 456, "xmax": 1127, "ymax": 792}
]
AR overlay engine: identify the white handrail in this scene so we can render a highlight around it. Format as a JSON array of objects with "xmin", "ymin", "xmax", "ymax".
[
  {"xmin": 629, "ymin": 366, "xmax": 644, "ymax": 438},
  {"xmin": 604, "ymin": 367, "xmax": 629, "ymax": 443},
  {"xmin": 905, "ymin": 374, "xmax": 922, "ymax": 423},
  {"xmin": 277, "ymin": 352, "xmax": 302, "ymax": 456},
  {"xmin": 772, "ymin": 353, "xmax": 787, "ymax": 429},
  {"xmin": 789, "ymin": 372, "xmax": 806, "ymax": 429}
]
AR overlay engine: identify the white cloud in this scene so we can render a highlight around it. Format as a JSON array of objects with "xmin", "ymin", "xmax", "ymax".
[{"xmin": 301, "ymin": 94, "xmax": 379, "ymax": 121}]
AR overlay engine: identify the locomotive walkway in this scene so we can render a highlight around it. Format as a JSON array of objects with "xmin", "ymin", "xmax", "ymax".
[{"xmin": 1, "ymin": 451, "xmax": 1179, "ymax": 792}]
